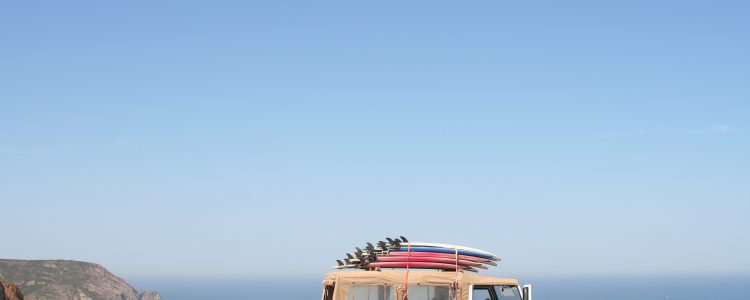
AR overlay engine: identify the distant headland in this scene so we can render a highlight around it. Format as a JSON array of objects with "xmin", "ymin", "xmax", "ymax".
[{"xmin": 0, "ymin": 259, "xmax": 160, "ymax": 300}]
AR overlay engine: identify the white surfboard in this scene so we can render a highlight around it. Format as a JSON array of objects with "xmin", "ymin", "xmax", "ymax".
[{"xmin": 405, "ymin": 242, "xmax": 500, "ymax": 260}]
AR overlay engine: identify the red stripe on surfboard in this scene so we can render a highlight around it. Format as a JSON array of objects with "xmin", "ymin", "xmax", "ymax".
[
  {"xmin": 367, "ymin": 262, "xmax": 469, "ymax": 269},
  {"xmin": 374, "ymin": 256, "xmax": 482, "ymax": 267},
  {"xmin": 386, "ymin": 251, "xmax": 492, "ymax": 262}
]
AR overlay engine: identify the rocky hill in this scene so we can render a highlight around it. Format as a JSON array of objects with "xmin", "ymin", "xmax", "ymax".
[
  {"xmin": 0, "ymin": 260, "xmax": 160, "ymax": 300},
  {"xmin": 1, "ymin": 280, "xmax": 25, "ymax": 300}
]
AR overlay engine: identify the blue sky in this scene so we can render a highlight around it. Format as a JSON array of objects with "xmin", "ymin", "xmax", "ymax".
[{"xmin": 1, "ymin": 1, "xmax": 748, "ymax": 279}]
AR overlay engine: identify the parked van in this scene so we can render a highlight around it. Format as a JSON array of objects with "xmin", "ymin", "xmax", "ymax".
[{"xmin": 321, "ymin": 270, "xmax": 531, "ymax": 300}]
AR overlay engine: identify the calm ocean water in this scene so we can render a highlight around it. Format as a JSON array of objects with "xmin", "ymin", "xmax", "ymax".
[{"xmin": 130, "ymin": 275, "xmax": 750, "ymax": 300}]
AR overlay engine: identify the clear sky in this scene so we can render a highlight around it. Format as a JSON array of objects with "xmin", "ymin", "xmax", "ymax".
[{"xmin": 1, "ymin": 1, "xmax": 748, "ymax": 279}]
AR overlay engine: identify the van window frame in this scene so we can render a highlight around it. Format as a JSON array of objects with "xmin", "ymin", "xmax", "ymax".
[{"xmin": 472, "ymin": 285, "xmax": 496, "ymax": 300}]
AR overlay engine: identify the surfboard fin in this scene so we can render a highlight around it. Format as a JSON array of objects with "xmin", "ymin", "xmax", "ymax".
[
  {"xmin": 366, "ymin": 242, "xmax": 376, "ymax": 252},
  {"xmin": 378, "ymin": 241, "xmax": 388, "ymax": 250},
  {"xmin": 400, "ymin": 236, "xmax": 409, "ymax": 243}
]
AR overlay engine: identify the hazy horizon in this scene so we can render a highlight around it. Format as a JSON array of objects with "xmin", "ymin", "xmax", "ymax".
[{"xmin": 2, "ymin": 0, "xmax": 748, "ymax": 281}]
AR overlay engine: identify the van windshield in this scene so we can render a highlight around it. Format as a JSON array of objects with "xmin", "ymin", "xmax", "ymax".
[{"xmin": 493, "ymin": 286, "xmax": 521, "ymax": 300}]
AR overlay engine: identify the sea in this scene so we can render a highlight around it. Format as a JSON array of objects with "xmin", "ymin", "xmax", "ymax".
[{"xmin": 130, "ymin": 275, "xmax": 750, "ymax": 299}]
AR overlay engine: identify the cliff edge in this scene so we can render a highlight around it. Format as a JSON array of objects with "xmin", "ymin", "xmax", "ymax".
[
  {"xmin": 0, "ymin": 280, "xmax": 25, "ymax": 300},
  {"xmin": 0, "ymin": 259, "xmax": 160, "ymax": 300}
]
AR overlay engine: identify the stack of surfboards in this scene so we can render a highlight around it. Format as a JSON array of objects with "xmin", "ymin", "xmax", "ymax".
[{"xmin": 334, "ymin": 236, "xmax": 500, "ymax": 273}]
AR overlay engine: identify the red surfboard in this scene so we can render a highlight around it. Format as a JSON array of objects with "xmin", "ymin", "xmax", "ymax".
[
  {"xmin": 385, "ymin": 251, "xmax": 496, "ymax": 264},
  {"xmin": 374, "ymin": 256, "xmax": 484, "ymax": 267},
  {"xmin": 367, "ymin": 261, "xmax": 471, "ymax": 270}
]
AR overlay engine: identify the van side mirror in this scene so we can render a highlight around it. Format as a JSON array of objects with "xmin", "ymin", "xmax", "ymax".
[{"xmin": 522, "ymin": 284, "xmax": 532, "ymax": 300}]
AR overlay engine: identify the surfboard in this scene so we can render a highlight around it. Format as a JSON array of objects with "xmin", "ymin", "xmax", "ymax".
[
  {"xmin": 334, "ymin": 261, "xmax": 481, "ymax": 271},
  {"xmin": 342, "ymin": 257, "xmax": 486, "ymax": 269},
  {"xmin": 404, "ymin": 242, "xmax": 500, "ymax": 260},
  {"xmin": 396, "ymin": 246, "xmax": 498, "ymax": 261},
  {"xmin": 367, "ymin": 261, "xmax": 475, "ymax": 271},
  {"xmin": 384, "ymin": 251, "xmax": 497, "ymax": 266},
  {"xmin": 346, "ymin": 251, "xmax": 495, "ymax": 264},
  {"xmin": 374, "ymin": 256, "xmax": 487, "ymax": 269}
]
